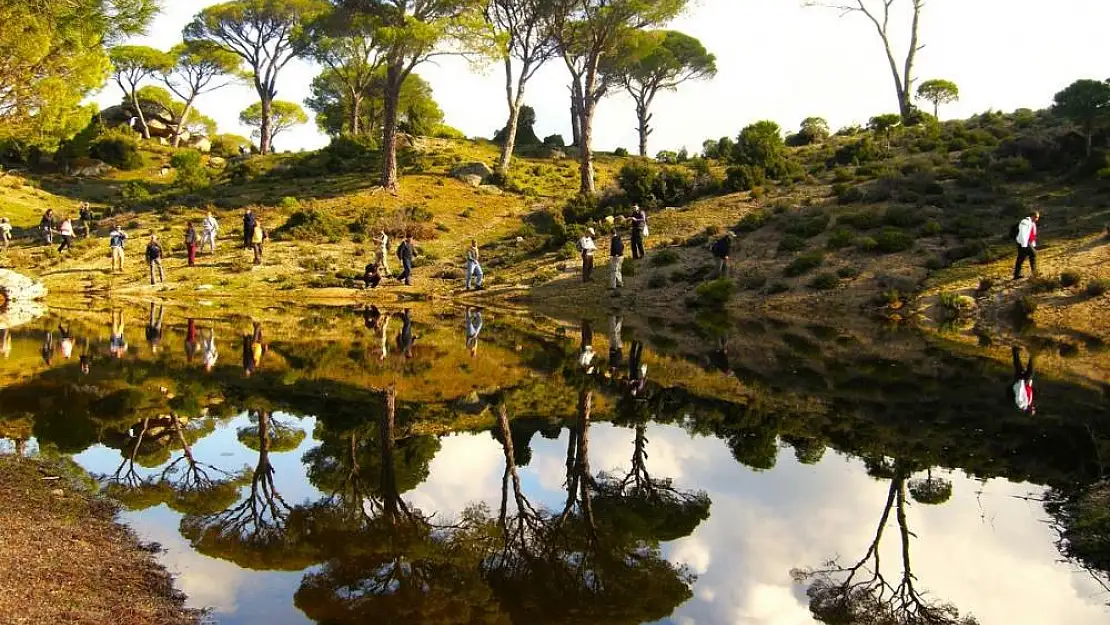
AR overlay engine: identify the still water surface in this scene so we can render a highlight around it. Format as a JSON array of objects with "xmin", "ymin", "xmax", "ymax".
[{"xmin": 1, "ymin": 301, "xmax": 1108, "ymax": 624}]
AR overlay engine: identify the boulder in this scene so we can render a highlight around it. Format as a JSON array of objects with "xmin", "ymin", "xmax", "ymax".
[
  {"xmin": 190, "ymin": 137, "xmax": 212, "ymax": 154},
  {"xmin": 0, "ymin": 270, "xmax": 48, "ymax": 329},
  {"xmin": 208, "ymin": 156, "xmax": 227, "ymax": 168},
  {"xmin": 70, "ymin": 159, "xmax": 112, "ymax": 178},
  {"xmin": 450, "ymin": 162, "xmax": 493, "ymax": 183},
  {"xmin": 460, "ymin": 174, "xmax": 483, "ymax": 188},
  {"xmin": 478, "ymin": 184, "xmax": 503, "ymax": 195}
]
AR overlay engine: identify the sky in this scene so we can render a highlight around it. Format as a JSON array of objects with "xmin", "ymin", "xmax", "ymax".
[{"xmin": 95, "ymin": 0, "xmax": 1110, "ymax": 155}]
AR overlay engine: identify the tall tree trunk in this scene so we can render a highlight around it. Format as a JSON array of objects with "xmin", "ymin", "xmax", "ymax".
[
  {"xmin": 635, "ymin": 99, "xmax": 652, "ymax": 158},
  {"xmin": 578, "ymin": 96, "xmax": 596, "ymax": 195},
  {"xmin": 380, "ymin": 64, "xmax": 403, "ymax": 193},
  {"xmin": 130, "ymin": 89, "xmax": 152, "ymax": 140},
  {"xmin": 499, "ymin": 99, "xmax": 523, "ymax": 176},
  {"xmin": 350, "ymin": 92, "xmax": 363, "ymax": 136},
  {"xmin": 172, "ymin": 96, "xmax": 196, "ymax": 148},
  {"xmin": 569, "ymin": 78, "xmax": 583, "ymax": 147},
  {"xmin": 380, "ymin": 386, "xmax": 401, "ymax": 522},
  {"xmin": 259, "ymin": 97, "xmax": 273, "ymax": 155}
]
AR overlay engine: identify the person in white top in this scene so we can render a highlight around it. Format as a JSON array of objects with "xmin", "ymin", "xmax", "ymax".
[
  {"xmin": 202, "ymin": 211, "xmax": 219, "ymax": 253},
  {"xmin": 57, "ymin": 217, "xmax": 75, "ymax": 253},
  {"xmin": 577, "ymin": 228, "xmax": 597, "ymax": 283},
  {"xmin": 0, "ymin": 217, "xmax": 12, "ymax": 251},
  {"xmin": 1013, "ymin": 211, "xmax": 1039, "ymax": 280},
  {"xmin": 465, "ymin": 307, "xmax": 483, "ymax": 356},
  {"xmin": 374, "ymin": 230, "xmax": 392, "ymax": 276},
  {"xmin": 59, "ymin": 325, "xmax": 74, "ymax": 359},
  {"xmin": 202, "ymin": 327, "xmax": 218, "ymax": 372}
]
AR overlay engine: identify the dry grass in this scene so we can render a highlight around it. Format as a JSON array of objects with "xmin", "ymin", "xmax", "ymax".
[{"xmin": 0, "ymin": 455, "xmax": 197, "ymax": 625}]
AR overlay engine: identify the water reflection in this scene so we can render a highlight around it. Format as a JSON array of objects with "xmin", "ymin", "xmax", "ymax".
[{"xmin": 0, "ymin": 301, "xmax": 1108, "ymax": 624}]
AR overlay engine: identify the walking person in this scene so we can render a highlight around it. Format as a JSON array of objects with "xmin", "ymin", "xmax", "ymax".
[
  {"xmin": 608, "ymin": 315, "xmax": 623, "ymax": 377},
  {"xmin": 1013, "ymin": 211, "xmax": 1040, "ymax": 280},
  {"xmin": 465, "ymin": 239, "xmax": 484, "ymax": 290},
  {"xmin": 202, "ymin": 211, "xmax": 219, "ymax": 253},
  {"xmin": 145, "ymin": 235, "xmax": 164, "ymax": 285},
  {"xmin": 184, "ymin": 221, "xmax": 198, "ymax": 267},
  {"xmin": 627, "ymin": 340, "xmax": 648, "ymax": 398},
  {"xmin": 56, "ymin": 216, "xmax": 75, "ymax": 253},
  {"xmin": 397, "ymin": 309, "xmax": 416, "ymax": 358},
  {"xmin": 397, "ymin": 234, "xmax": 415, "ymax": 286},
  {"xmin": 362, "ymin": 262, "xmax": 382, "ymax": 289},
  {"xmin": 1, "ymin": 217, "xmax": 12, "ymax": 251},
  {"xmin": 109, "ymin": 309, "xmax": 128, "ymax": 359},
  {"xmin": 184, "ymin": 318, "xmax": 199, "ymax": 364},
  {"xmin": 251, "ymin": 218, "xmax": 266, "ymax": 265},
  {"xmin": 145, "ymin": 302, "xmax": 164, "ymax": 354},
  {"xmin": 108, "ymin": 223, "xmax": 128, "ymax": 273},
  {"xmin": 374, "ymin": 230, "xmax": 392, "ymax": 276},
  {"xmin": 243, "ymin": 322, "xmax": 265, "ymax": 376},
  {"xmin": 1010, "ymin": 345, "xmax": 1036, "ymax": 415},
  {"xmin": 201, "ymin": 326, "xmax": 218, "ymax": 373},
  {"xmin": 578, "ymin": 228, "xmax": 597, "ymax": 283},
  {"xmin": 609, "ymin": 228, "xmax": 625, "ymax": 291},
  {"xmin": 243, "ymin": 208, "xmax": 256, "ymax": 249},
  {"xmin": 59, "ymin": 324, "xmax": 74, "ymax": 360},
  {"xmin": 465, "ymin": 307, "xmax": 483, "ymax": 356},
  {"xmin": 79, "ymin": 203, "xmax": 94, "ymax": 238},
  {"xmin": 39, "ymin": 209, "xmax": 54, "ymax": 244},
  {"xmin": 579, "ymin": 319, "xmax": 596, "ymax": 375},
  {"xmin": 711, "ymin": 232, "xmax": 736, "ymax": 278},
  {"xmin": 630, "ymin": 205, "xmax": 648, "ymax": 260}
]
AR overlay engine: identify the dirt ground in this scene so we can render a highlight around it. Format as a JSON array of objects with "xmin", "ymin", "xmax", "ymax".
[{"xmin": 0, "ymin": 455, "xmax": 197, "ymax": 625}]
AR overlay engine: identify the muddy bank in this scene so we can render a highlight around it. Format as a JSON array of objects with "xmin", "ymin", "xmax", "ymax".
[{"xmin": 0, "ymin": 455, "xmax": 197, "ymax": 625}]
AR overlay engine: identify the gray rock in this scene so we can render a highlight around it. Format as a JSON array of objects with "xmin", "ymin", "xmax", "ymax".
[
  {"xmin": 0, "ymin": 269, "xmax": 48, "ymax": 302},
  {"xmin": 460, "ymin": 174, "xmax": 483, "ymax": 187},
  {"xmin": 71, "ymin": 160, "xmax": 112, "ymax": 177},
  {"xmin": 0, "ymin": 299, "xmax": 47, "ymax": 330},
  {"xmin": 190, "ymin": 137, "xmax": 212, "ymax": 154},
  {"xmin": 450, "ymin": 162, "xmax": 493, "ymax": 182},
  {"xmin": 478, "ymin": 184, "xmax": 503, "ymax": 195}
]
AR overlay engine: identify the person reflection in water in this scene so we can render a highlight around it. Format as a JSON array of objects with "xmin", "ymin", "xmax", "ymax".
[
  {"xmin": 363, "ymin": 304, "xmax": 381, "ymax": 331},
  {"xmin": 396, "ymin": 309, "xmax": 415, "ymax": 359},
  {"xmin": 40, "ymin": 330, "xmax": 54, "ymax": 366},
  {"xmin": 1, "ymin": 329, "xmax": 11, "ymax": 359},
  {"xmin": 145, "ymin": 303, "xmax": 164, "ymax": 354},
  {"xmin": 58, "ymin": 324, "xmax": 74, "ymax": 360},
  {"xmin": 579, "ymin": 319, "xmax": 596, "ymax": 375},
  {"xmin": 1010, "ymin": 345, "xmax": 1036, "ymax": 415},
  {"xmin": 201, "ymin": 326, "xmax": 218, "ymax": 373},
  {"xmin": 465, "ymin": 307, "xmax": 483, "ymax": 357},
  {"xmin": 608, "ymin": 315, "xmax": 623, "ymax": 378},
  {"xmin": 184, "ymin": 319, "xmax": 199, "ymax": 364},
  {"xmin": 109, "ymin": 310, "xmax": 128, "ymax": 359},
  {"xmin": 628, "ymin": 340, "xmax": 648, "ymax": 398},
  {"xmin": 79, "ymin": 338, "xmax": 91, "ymax": 375},
  {"xmin": 243, "ymin": 322, "xmax": 265, "ymax": 377},
  {"xmin": 709, "ymin": 336, "xmax": 734, "ymax": 378}
]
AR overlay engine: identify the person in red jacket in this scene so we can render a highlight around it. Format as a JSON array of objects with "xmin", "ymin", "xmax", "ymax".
[
  {"xmin": 1010, "ymin": 346, "xmax": 1035, "ymax": 415},
  {"xmin": 1013, "ymin": 211, "xmax": 1040, "ymax": 280}
]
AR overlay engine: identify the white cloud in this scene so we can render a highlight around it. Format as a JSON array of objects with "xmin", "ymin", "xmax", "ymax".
[{"xmin": 96, "ymin": 0, "xmax": 1110, "ymax": 153}]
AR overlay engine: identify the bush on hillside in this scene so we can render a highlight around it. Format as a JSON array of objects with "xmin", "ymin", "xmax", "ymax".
[
  {"xmin": 1060, "ymin": 270, "xmax": 1082, "ymax": 288},
  {"xmin": 121, "ymin": 180, "xmax": 151, "ymax": 203},
  {"xmin": 210, "ymin": 134, "xmax": 252, "ymax": 158},
  {"xmin": 736, "ymin": 210, "xmax": 770, "ymax": 232},
  {"xmin": 543, "ymin": 134, "xmax": 566, "ymax": 148},
  {"xmin": 826, "ymin": 227, "xmax": 855, "ymax": 249},
  {"xmin": 171, "ymin": 149, "xmax": 210, "ymax": 191},
  {"xmin": 831, "ymin": 136, "xmax": 884, "ymax": 167},
  {"xmin": 809, "ymin": 272, "xmax": 840, "ymax": 290},
  {"xmin": 650, "ymin": 249, "xmax": 680, "ymax": 267},
  {"xmin": 691, "ymin": 279, "xmax": 735, "ymax": 309},
  {"xmin": 322, "ymin": 134, "xmax": 379, "ymax": 169},
  {"xmin": 875, "ymin": 227, "xmax": 914, "ymax": 253},
  {"xmin": 731, "ymin": 121, "xmax": 785, "ymax": 170},
  {"xmin": 1088, "ymin": 279, "xmax": 1110, "ymax": 297},
  {"xmin": 784, "ymin": 252, "xmax": 824, "ymax": 277},
  {"xmin": 89, "ymin": 128, "xmax": 143, "ymax": 170},
  {"xmin": 272, "ymin": 208, "xmax": 348, "ymax": 243},
  {"xmin": 782, "ymin": 212, "xmax": 830, "ymax": 239},
  {"xmin": 778, "ymin": 234, "xmax": 806, "ymax": 253},
  {"xmin": 724, "ymin": 165, "xmax": 765, "ymax": 192},
  {"xmin": 614, "ymin": 147, "xmax": 630, "ymax": 157}
]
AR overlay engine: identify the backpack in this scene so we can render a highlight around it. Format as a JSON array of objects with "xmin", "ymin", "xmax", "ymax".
[
  {"xmin": 396, "ymin": 241, "xmax": 407, "ymax": 261},
  {"xmin": 711, "ymin": 237, "xmax": 727, "ymax": 257},
  {"xmin": 1009, "ymin": 221, "xmax": 1021, "ymax": 241}
]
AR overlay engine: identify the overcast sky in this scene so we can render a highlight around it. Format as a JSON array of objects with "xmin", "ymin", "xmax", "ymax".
[{"xmin": 95, "ymin": 0, "xmax": 1110, "ymax": 155}]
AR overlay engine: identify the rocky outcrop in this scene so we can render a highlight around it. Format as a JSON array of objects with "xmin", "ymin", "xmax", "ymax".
[
  {"xmin": 0, "ymin": 270, "xmax": 47, "ymax": 329},
  {"xmin": 70, "ymin": 159, "xmax": 112, "ymax": 177},
  {"xmin": 451, "ymin": 162, "xmax": 493, "ymax": 185}
]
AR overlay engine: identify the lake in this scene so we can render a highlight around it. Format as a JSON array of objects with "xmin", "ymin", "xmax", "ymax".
[{"xmin": 1, "ymin": 300, "xmax": 1108, "ymax": 624}]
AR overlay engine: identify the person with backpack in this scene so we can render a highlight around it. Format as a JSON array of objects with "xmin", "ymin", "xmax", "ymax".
[
  {"xmin": 108, "ymin": 223, "xmax": 128, "ymax": 273},
  {"xmin": 630, "ymin": 205, "xmax": 648, "ymax": 260},
  {"xmin": 202, "ymin": 211, "xmax": 219, "ymax": 253},
  {"xmin": 609, "ymin": 228, "xmax": 625, "ymax": 291},
  {"xmin": 184, "ymin": 221, "xmax": 198, "ymax": 266},
  {"xmin": 79, "ymin": 203, "xmax": 94, "ymax": 238},
  {"xmin": 711, "ymin": 232, "xmax": 736, "ymax": 278},
  {"xmin": 243, "ymin": 208, "xmax": 257, "ymax": 249},
  {"xmin": 577, "ymin": 228, "xmax": 597, "ymax": 283},
  {"xmin": 465, "ymin": 239, "xmax": 484, "ymax": 291},
  {"xmin": 56, "ymin": 216, "xmax": 75, "ymax": 253},
  {"xmin": 251, "ymin": 218, "xmax": 266, "ymax": 265},
  {"xmin": 39, "ymin": 209, "xmax": 55, "ymax": 244},
  {"xmin": 1013, "ymin": 211, "xmax": 1040, "ymax": 280},
  {"xmin": 1009, "ymin": 345, "xmax": 1035, "ymax": 415},
  {"xmin": 375, "ymin": 230, "xmax": 392, "ymax": 276},
  {"xmin": 397, "ymin": 234, "xmax": 415, "ymax": 286},
  {"xmin": 145, "ymin": 234, "xmax": 164, "ymax": 285}
]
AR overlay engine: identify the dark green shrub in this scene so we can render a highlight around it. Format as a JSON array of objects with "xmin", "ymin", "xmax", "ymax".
[
  {"xmin": 1060, "ymin": 271, "xmax": 1082, "ymax": 288},
  {"xmin": 809, "ymin": 272, "xmax": 839, "ymax": 290},
  {"xmin": 1030, "ymin": 276, "xmax": 1061, "ymax": 293},
  {"xmin": 731, "ymin": 120, "xmax": 785, "ymax": 169},
  {"xmin": 740, "ymin": 272, "xmax": 768, "ymax": 290},
  {"xmin": 922, "ymin": 220, "xmax": 943, "ymax": 236},
  {"xmin": 648, "ymin": 274, "xmax": 667, "ymax": 289},
  {"xmin": 210, "ymin": 134, "xmax": 252, "ymax": 158},
  {"xmin": 835, "ymin": 184, "xmax": 866, "ymax": 204},
  {"xmin": 650, "ymin": 249, "xmax": 681, "ymax": 267},
  {"xmin": 273, "ymin": 208, "xmax": 348, "ymax": 243},
  {"xmin": 831, "ymin": 136, "xmax": 884, "ymax": 166},
  {"xmin": 855, "ymin": 236, "xmax": 878, "ymax": 252},
  {"xmin": 613, "ymin": 147, "xmax": 630, "ymax": 157},
  {"xmin": 691, "ymin": 279, "xmax": 735, "ymax": 308},
  {"xmin": 89, "ymin": 129, "xmax": 143, "ymax": 170},
  {"xmin": 784, "ymin": 252, "xmax": 825, "ymax": 277},
  {"xmin": 736, "ymin": 210, "xmax": 770, "ymax": 232},
  {"xmin": 1087, "ymin": 278, "xmax": 1110, "ymax": 297},
  {"xmin": 121, "ymin": 180, "xmax": 151, "ymax": 203},
  {"xmin": 778, "ymin": 234, "xmax": 806, "ymax": 253},
  {"xmin": 837, "ymin": 265, "xmax": 860, "ymax": 279},
  {"xmin": 783, "ymin": 212, "xmax": 831, "ymax": 239},
  {"xmin": 725, "ymin": 165, "xmax": 765, "ymax": 192},
  {"xmin": 171, "ymin": 149, "xmax": 210, "ymax": 191},
  {"xmin": 543, "ymin": 134, "xmax": 565, "ymax": 148},
  {"xmin": 924, "ymin": 257, "xmax": 946, "ymax": 271},
  {"xmin": 875, "ymin": 228, "xmax": 913, "ymax": 253},
  {"xmin": 883, "ymin": 206, "xmax": 924, "ymax": 228},
  {"xmin": 827, "ymin": 227, "xmax": 855, "ymax": 250},
  {"xmin": 562, "ymin": 193, "xmax": 601, "ymax": 224},
  {"xmin": 838, "ymin": 211, "xmax": 883, "ymax": 230},
  {"xmin": 767, "ymin": 281, "xmax": 790, "ymax": 294},
  {"xmin": 832, "ymin": 167, "xmax": 854, "ymax": 183}
]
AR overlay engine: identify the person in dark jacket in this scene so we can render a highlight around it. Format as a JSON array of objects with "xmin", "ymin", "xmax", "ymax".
[
  {"xmin": 711, "ymin": 232, "xmax": 736, "ymax": 278},
  {"xmin": 145, "ymin": 235, "xmax": 164, "ymax": 285},
  {"xmin": 184, "ymin": 221, "xmax": 198, "ymax": 266},
  {"xmin": 79, "ymin": 203, "xmax": 94, "ymax": 238},
  {"xmin": 396, "ymin": 309, "xmax": 416, "ymax": 358},
  {"xmin": 243, "ymin": 208, "xmax": 257, "ymax": 249},
  {"xmin": 397, "ymin": 234, "xmax": 415, "ymax": 286},
  {"xmin": 40, "ymin": 209, "xmax": 55, "ymax": 244},
  {"xmin": 630, "ymin": 205, "xmax": 647, "ymax": 259},
  {"xmin": 609, "ymin": 228, "xmax": 625, "ymax": 290},
  {"xmin": 363, "ymin": 262, "xmax": 382, "ymax": 289}
]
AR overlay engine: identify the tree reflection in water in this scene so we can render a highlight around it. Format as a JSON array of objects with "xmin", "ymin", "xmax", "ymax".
[{"xmin": 794, "ymin": 459, "xmax": 978, "ymax": 625}]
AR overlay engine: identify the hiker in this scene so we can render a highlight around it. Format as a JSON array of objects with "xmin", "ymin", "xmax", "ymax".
[
  {"xmin": 363, "ymin": 262, "xmax": 382, "ymax": 289},
  {"xmin": 251, "ymin": 218, "xmax": 266, "ymax": 265},
  {"xmin": 41, "ymin": 331, "xmax": 54, "ymax": 366},
  {"xmin": 79, "ymin": 203, "xmax": 94, "ymax": 238},
  {"xmin": 374, "ymin": 230, "xmax": 392, "ymax": 276},
  {"xmin": 145, "ymin": 303, "xmax": 164, "ymax": 353},
  {"xmin": 201, "ymin": 326, "xmax": 218, "ymax": 373},
  {"xmin": 397, "ymin": 234, "xmax": 415, "ymax": 286},
  {"xmin": 109, "ymin": 310, "xmax": 127, "ymax": 359},
  {"xmin": 628, "ymin": 340, "xmax": 647, "ymax": 398},
  {"xmin": 108, "ymin": 223, "xmax": 127, "ymax": 273},
  {"xmin": 1010, "ymin": 345, "xmax": 1036, "ymax": 415},
  {"xmin": 243, "ymin": 322, "xmax": 265, "ymax": 376},
  {"xmin": 1013, "ymin": 211, "xmax": 1040, "ymax": 280},
  {"xmin": 202, "ymin": 211, "xmax": 219, "ymax": 253},
  {"xmin": 59, "ymin": 324, "xmax": 74, "ymax": 360},
  {"xmin": 146, "ymin": 235, "xmax": 164, "ymax": 285},
  {"xmin": 1, "ymin": 217, "xmax": 12, "ymax": 251},
  {"xmin": 465, "ymin": 307, "xmax": 483, "ymax": 356},
  {"xmin": 363, "ymin": 304, "xmax": 382, "ymax": 331},
  {"xmin": 243, "ymin": 208, "xmax": 256, "ymax": 249},
  {"xmin": 630, "ymin": 205, "xmax": 648, "ymax": 260},
  {"xmin": 465, "ymin": 239, "xmax": 484, "ymax": 290},
  {"xmin": 711, "ymin": 232, "xmax": 736, "ymax": 278},
  {"xmin": 184, "ymin": 221, "xmax": 198, "ymax": 266},
  {"xmin": 184, "ymin": 319, "xmax": 199, "ymax": 364},
  {"xmin": 578, "ymin": 228, "xmax": 597, "ymax": 283},
  {"xmin": 608, "ymin": 315, "xmax": 623, "ymax": 376},
  {"xmin": 56, "ymin": 216, "xmax": 74, "ymax": 253},
  {"xmin": 709, "ymin": 336, "xmax": 734, "ymax": 377},
  {"xmin": 579, "ymin": 319, "xmax": 595, "ymax": 374},
  {"xmin": 396, "ymin": 309, "xmax": 415, "ymax": 358},
  {"xmin": 609, "ymin": 228, "xmax": 625, "ymax": 291},
  {"xmin": 39, "ymin": 209, "xmax": 54, "ymax": 244}
]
